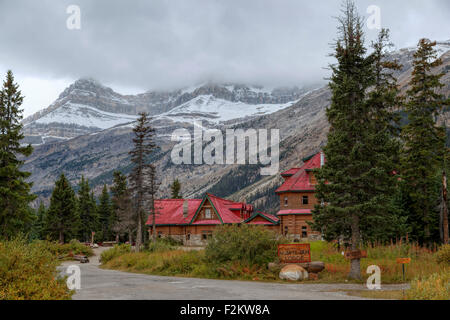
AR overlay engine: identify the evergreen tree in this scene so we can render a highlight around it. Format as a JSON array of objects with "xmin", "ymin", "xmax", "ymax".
[
  {"xmin": 312, "ymin": 2, "xmax": 401, "ymax": 279},
  {"xmin": 110, "ymin": 170, "xmax": 134, "ymax": 243},
  {"xmin": 98, "ymin": 184, "xmax": 113, "ymax": 241},
  {"xmin": 77, "ymin": 176, "xmax": 98, "ymax": 242},
  {"xmin": 170, "ymin": 179, "xmax": 182, "ymax": 199},
  {"xmin": 0, "ymin": 70, "xmax": 35, "ymax": 239},
  {"xmin": 45, "ymin": 173, "xmax": 80, "ymax": 243},
  {"xmin": 31, "ymin": 202, "xmax": 47, "ymax": 240},
  {"xmin": 400, "ymin": 39, "xmax": 449, "ymax": 245},
  {"xmin": 129, "ymin": 113, "xmax": 157, "ymax": 251}
]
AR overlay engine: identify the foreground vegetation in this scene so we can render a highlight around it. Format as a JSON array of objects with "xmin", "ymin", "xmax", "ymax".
[
  {"xmin": 101, "ymin": 228, "xmax": 449, "ymax": 300},
  {"xmin": 0, "ymin": 237, "xmax": 75, "ymax": 300}
]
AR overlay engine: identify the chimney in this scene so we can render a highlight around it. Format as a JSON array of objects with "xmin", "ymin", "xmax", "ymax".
[
  {"xmin": 183, "ymin": 200, "xmax": 188, "ymax": 218},
  {"xmin": 320, "ymin": 152, "xmax": 325, "ymax": 167}
]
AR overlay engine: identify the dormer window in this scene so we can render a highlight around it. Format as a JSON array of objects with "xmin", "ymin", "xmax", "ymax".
[
  {"xmin": 284, "ymin": 197, "xmax": 288, "ymax": 207},
  {"xmin": 205, "ymin": 208, "xmax": 211, "ymax": 219}
]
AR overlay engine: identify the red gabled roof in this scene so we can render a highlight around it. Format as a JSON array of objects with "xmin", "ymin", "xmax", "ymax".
[
  {"xmin": 244, "ymin": 211, "xmax": 280, "ymax": 225},
  {"xmin": 146, "ymin": 199, "xmax": 202, "ymax": 225},
  {"xmin": 147, "ymin": 193, "xmax": 255, "ymax": 227},
  {"xmin": 281, "ymin": 168, "xmax": 301, "ymax": 177},
  {"xmin": 204, "ymin": 193, "xmax": 247, "ymax": 224},
  {"xmin": 275, "ymin": 152, "xmax": 324, "ymax": 193}
]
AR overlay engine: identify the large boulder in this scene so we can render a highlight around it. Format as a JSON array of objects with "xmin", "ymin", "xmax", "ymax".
[{"xmin": 279, "ymin": 264, "xmax": 308, "ymax": 281}]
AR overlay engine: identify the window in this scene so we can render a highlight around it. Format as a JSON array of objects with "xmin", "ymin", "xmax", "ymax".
[
  {"xmin": 205, "ymin": 208, "xmax": 211, "ymax": 219},
  {"xmin": 302, "ymin": 195, "xmax": 309, "ymax": 205},
  {"xmin": 157, "ymin": 232, "xmax": 163, "ymax": 238},
  {"xmin": 186, "ymin": 233, "xmax": 190, "ymax": 240},
  {"xmin": 284, "ymin": 197, "xmax": 288, "ymax": 207},
  {"xmin": 284, "ymin": 226, "xmax": 289, "ymax": 235},
  {"xmin": 302, "ymin": 226, "xmax": 308, "ymax": 238},
  {"xmin": 202, "ymin": 230, "xmax": 212, "ymax": 240}
]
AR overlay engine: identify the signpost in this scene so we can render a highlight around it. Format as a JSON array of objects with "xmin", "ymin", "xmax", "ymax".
[
  {"xmin": 344, "ymin": 250, "xmax": 367, "ymax": 260},
  {"xmin": 278, "ymin": 244, "xmax": 311, "ymax": 263},
  {"xmin": 397, "ymin": 258, "xmax": 411, "ymax": 282}
]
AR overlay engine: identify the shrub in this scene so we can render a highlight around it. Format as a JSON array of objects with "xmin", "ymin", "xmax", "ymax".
[
  {"xmin": 143, "ymin": 237, "xmax": 181, "ymax": 253},
  {"xmin": 0, "ymin": 236, "xmax": 73, "ymax": 300},
  {"xmin": 205, "ymin": 225, "xmax": 280, "ymax": 266},
  {"xmin": 406, "ymin": 272, "xmax": 450, "ymax": 300},
  {"xmin": 100, "ymin": 244, "xmax": 131, "ymax": 264},
  {"xmin": 435, "ymin": 245, "xmax": 450, "ymax": 265}
]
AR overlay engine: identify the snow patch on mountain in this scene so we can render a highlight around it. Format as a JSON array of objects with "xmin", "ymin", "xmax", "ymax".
[
  {"xmin": 156, "ymin": 94, "xmax": 297, "ymax": 124},
  {"xmin": 31, "ymin": 103, "xmax": 139, "ymax": 129}
]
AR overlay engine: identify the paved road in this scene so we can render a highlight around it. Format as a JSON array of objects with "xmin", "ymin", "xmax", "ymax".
[{"xmin": 59, "ymin": 249, "xmax": 407, "ymax": 300}]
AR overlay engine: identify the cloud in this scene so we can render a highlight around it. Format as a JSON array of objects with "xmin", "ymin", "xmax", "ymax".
[{"xmin": 0, "ymin": 0, "xmax": 448, "ymax": 93}]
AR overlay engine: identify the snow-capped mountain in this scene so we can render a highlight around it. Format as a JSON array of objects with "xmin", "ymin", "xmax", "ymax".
[{"xmin": 22, "ymin": 79, "xmax": 314, "ymax": 145}]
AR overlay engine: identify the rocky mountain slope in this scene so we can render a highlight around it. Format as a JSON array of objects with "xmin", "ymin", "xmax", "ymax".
[
  {"xmin": 23, "ymin": 41, "xmax": 450, "ymax": 214},
  {"xmin": 22, "ymin": 80, "xmax": 312, "ymax": 145}
]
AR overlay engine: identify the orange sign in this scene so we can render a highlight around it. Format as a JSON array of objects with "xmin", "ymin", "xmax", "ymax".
[
  {"xmin": 278, "ymin": 244, "xmax": 311, "ymax": 263},
  {"xmin": 396, "ymin": 258, "xmax": 411, "ymax": 264},
  {"xmin": 344, "ymin": 250, "xmax": 367, "ymax": 260}
]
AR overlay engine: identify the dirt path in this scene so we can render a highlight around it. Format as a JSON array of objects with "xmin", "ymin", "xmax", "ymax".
[{"xmin": 59, "ymin": 248, "xmax": 409, "ymax": 300}]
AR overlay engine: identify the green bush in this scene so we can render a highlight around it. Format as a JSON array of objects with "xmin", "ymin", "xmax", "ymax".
[
  {"xmin": 435, "ymin": 244, "xmax": 450, "ymax": 265},
  {"xmin": 406, "ymin": 272, "xmax": 450, "ymax": 300},
  {"xmin": 100, "ymin": 244, "xmax": 131, "ymax": 264},
  {"xmin": 32, "ymin": 239, "xmax": 93, "ymax": 258},
  {"xmin": 144, "ymin": 238, "xmax": 180, "ymax": 253},
  {"xmin": 205, "ymin": 225, "xmax": 280, "ymax": 266},
  {"xmin": 0, "ymin": 236, "xmax": 73, "ymax": 300}
]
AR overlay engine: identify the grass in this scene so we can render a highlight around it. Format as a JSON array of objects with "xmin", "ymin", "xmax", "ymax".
[
  {"xmin": 101, "ymin": 239, "xmax": 449, "ymax": 300},
  {"xmin": 345, "ymin": 290, "xmax": 405, "ymax": 300}
]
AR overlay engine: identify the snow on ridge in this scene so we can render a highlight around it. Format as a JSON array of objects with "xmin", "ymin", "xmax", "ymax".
[
  {"xmin": 155, "ymin": 94, "xmax": 297, "ymax": 124},
  {"xmin": 32, "ymin": 103, "xmax": 139, "ymax": 129}
]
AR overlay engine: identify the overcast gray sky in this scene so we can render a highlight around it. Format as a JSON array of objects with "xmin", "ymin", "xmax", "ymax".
[{"xmin": 0, "ymin": 0, "xmax": 449, "ymax": 116}]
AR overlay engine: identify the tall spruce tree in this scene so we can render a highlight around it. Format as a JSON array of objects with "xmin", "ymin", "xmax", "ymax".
[
  {"xmin": 0, "ymin": 70, "xmax": 35, "ymax": 239},
  {"xmin": 312, "ymin": 2, "xmax": 401, "ymax": 279},
  {"xmin": 400, "ymin": 39, "xmax": 449, "ymax": 244},
  {"xmin": 129, "ymin": 113, "xmax": 157, "ymax": 251},
  {"xmin": 170, "ymin": 179, "xmax": 182, "ymax": 199},
  {"xmin": 98, "ymin": 184, "xmax": 113, "ymax": 241},
  {"xmin": 45, "ymin": 173, "xmax": 80, "ymax": 243},
  {"xmin": 77, "ymin": 176, "xmax": 99, "ymax": 242},
  {"xmin": 32, "ymin": 202, "xmax": 47, "ymax": 240},
  {"xmin": 110, "ymin": 170, "xmax": 134, "ymax": 243}
]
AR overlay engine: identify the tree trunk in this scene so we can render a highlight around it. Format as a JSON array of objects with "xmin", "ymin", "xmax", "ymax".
[
  {"xmin": 115, "ymin": 234, "xmax": 119, "ymax": 243},
  {"xmin": 348, "ymin": 213, "xmax": 361, "ymax": 280},
  {"xmin": 135, "ymin": 210, "xmax": 142, "ymax": 252},
  {"xmin": 59, "ymin": 231, "xmax": 64, "ymax": 244},
  {"xmin": 443, "ymin": 171, "xmax": 449, "ymax": 244}
]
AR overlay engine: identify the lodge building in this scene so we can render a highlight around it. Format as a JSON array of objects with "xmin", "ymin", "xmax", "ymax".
[{"xmin": 146, "ymin": 152, "xmax": 324, "ymax": 244}]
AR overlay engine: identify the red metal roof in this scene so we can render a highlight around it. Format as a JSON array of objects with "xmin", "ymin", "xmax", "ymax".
[
  {"xmin": 146, "ymin": 193, "xmax": 255, "ymax": 226},
  {"xmin": 245, "ymin": 211, "xmax": 279, "ymax": 225},
  {"xmin": 275, "ymin": 152, "xmax": 324, "ymax": 193},
  {"xmin": 277, "ymin": 209, "xmax": 312, "ymax": 215},
  {"xmin": 205, "ymin": 193, "xmax": 247, "ymax": 224},
  {"xmin": 146, "ymin": 199, "xmax": 202, "ymax": 225}
]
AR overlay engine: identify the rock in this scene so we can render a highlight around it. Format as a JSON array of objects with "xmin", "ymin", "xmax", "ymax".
[
  {"xmin": 309, "ymin": 272, "xmax": 319, "ymax": 280},
  {"xmin": 307, "ymin": 261, "xmax": 325, "ymax": 273},
  {"xmin": 279, "ymin": 264, "xmax": 309, "ymax": 281}
]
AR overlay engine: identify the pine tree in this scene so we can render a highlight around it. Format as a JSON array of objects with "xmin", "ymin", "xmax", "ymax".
[
  {"xmin": 32, "ymin": 202, "xmax": 47, "ymax": 240},
  {"xmin": 110, "ymin": 171, "xmax": 134, "ymax": 243},
  {"xmin": 0, "ymin": 70, "xmax": 35, "ymax": 239},
  {"xmin": 98, "ymin": 184, "xmax": 113, "ymax": 241},
  {"xmin": 45, "ymin": 173, "xmax": 80, "ymax": 243},
  {"xmin": 170, "ymin": 179, "xmax": 182, "ymax": 199},
  {"xmin": 312, "ymin": 1, "xmax": 401, "ymax": 279},
  {"xmin": 129, "ymin": 113, "xmax": 158, "ymax": 251},
  {"xmin": 77, "ymin": 176, "xmax": 99, "ymax": 242},
  {"xmin": 401, "ymin": 39, "xmax": 449, "ymax": 244}
]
